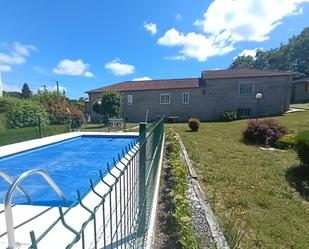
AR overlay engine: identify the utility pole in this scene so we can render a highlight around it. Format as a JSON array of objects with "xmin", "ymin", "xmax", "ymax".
[{"xmin": 56, "ymin": 81, "xmax": 59, "ymax": 94}]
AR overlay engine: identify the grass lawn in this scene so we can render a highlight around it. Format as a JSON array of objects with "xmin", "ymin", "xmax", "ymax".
[
  {"xmin": 169, "ymin": 111, "xmax": 309, "ymax": 249},
  {"xmin": 290, "ymin": 102, "xmax": 309, "ymax": 110},
  {"xmin": 81, "ymin": 123, "xmax": 140, "ymax": 132}
]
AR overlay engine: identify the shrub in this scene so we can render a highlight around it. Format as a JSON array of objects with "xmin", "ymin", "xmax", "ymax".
[
  {"xmin": 221, "ymin": 111, "xmax": 238, "ymax": 121},
  {"xmin": 296, "ymin": 130, "xmax": 309, "ymax": 166},
  {"xmin": 166, "ymin": 129, "xmax": 200, "ymax": 248},
  {"xmin": 69, "ymin": 105, "xmax": 86, "ymax": 128},
  {"xmin": 31, "ymin": 90, "xmax": 85, "ymax": 126},
  {"xmin": 188, "ymin": 118, "xmax": 200, "ymax": 132},
  {"xmin": 6, "ymin": 99, "xmax": 49, "ymax": 128},
  {"xmin": 243, "ymin": 119, "xmax": 288, "ymax": 146},
  {"xmin": 276, "ymin": 134, "xmax": 297, "ymax": 149},
  {"xmin": 0, "ymin": 97, "xmax": 19, "ymax": 113}
]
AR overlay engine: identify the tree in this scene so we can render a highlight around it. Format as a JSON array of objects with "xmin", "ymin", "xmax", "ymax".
[
  {"xmin": 3, "ymin": 91, "xmax": 22, "ymax": 98},
  {"xmin": 93, "ymin": 90, "xmax": 122, "ymax": 118},
  {"xmin": 6, "ymin": 99, "xmax": 49, "ymax": 128},
  {"xmin": 31, "ymin": 89, "xmax": 85, "ymax": 125},
  {"xmin": 21, "ymin": 83, "xmax": 32, "ymax": 98},
  {"xmin": 229, "ymin": 27, "xmax": 309, "ymax": 79},
  {"xmin": 229, "ymin": 55, "xmax": 255, "ymax": 69}
]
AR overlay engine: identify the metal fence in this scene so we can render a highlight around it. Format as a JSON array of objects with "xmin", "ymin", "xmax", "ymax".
[{"xmin": 27, "ymin": 117, "xmax": 164, "ymax": 249}]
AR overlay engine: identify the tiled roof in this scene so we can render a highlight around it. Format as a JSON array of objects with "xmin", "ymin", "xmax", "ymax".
[
  {"xmin": 86, "ymin": 69, "xmax": 294, "ymax": 93},
  {"xmin": 202, "ymin": 69, "xmax": 294, "ymax": 79},
  {"xmin": 86, "ymin": 78, "xmax": 200, "ymax": 93}
]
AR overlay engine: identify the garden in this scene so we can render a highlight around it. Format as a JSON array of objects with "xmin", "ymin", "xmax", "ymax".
[
  {"xmin": 0, "ymin": 86, "xmax": 85, "ymax": 146},
  {"xmin": 168, "ymin": 111, "xmax": 309, "ymax": 248}
]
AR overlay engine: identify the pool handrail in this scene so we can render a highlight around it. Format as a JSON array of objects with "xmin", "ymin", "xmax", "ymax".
[
  {"xmin": 0, "ymin": 170, "xmax": 32, "ymax": 204},
  {"xmin": 4, "ymin": 169, "xmax": 67, "ymax": 249}
]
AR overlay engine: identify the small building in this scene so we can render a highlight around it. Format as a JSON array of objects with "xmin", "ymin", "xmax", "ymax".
[
  {"xmin": 291, "ymin": 78, "xmax": 309, "ymax": 103},
  {"xmin": 86, "ymin": 69, "xmax": 294, "ymax": 123}
]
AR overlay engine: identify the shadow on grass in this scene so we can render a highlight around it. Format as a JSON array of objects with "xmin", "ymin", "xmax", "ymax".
[{"xmin": 285, "ymin": 164, "xmax": 309, "ymax": 201}]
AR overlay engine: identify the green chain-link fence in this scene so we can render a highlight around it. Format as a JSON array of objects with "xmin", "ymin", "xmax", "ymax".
[{"xmin": 27, "ymin": 117, "xmax": 164, "ymax": 249}]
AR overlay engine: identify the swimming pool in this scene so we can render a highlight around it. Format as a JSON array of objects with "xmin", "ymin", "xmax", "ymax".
[{"xmin": 0, "ymin": 135, "xmax": 136, "ymax": 207}]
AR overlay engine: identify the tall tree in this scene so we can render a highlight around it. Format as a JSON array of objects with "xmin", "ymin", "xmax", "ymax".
[
  {"xmin": 21, "ymin": 83, "xmax": 32, "ymax": 98},
  {"xmin": 229, "ymin": 27, "xmax": 309, "ymax": 79},
  {"xmin": 229, "ymin": 55, "xmax": 255, "ymax": 69},
  {"xmin": 93, "ymin": 90, "xmax": 122, "ymax": 118}
]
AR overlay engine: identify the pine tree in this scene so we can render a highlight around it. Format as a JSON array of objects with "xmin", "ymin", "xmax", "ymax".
[{"xmin": 21, "ymin": 83, "xmax": 32, "ymax": 98}]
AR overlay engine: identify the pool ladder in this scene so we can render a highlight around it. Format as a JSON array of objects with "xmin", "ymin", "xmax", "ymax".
[
  {"xmin": 0, "ymin": 171, "xmax": 32, "ymax": 204},
  {"xmin": 1, "ymin": 169, "xmax": 67, "ymax": 249}
]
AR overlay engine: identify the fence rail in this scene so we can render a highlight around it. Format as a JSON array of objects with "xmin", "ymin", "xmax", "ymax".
[{"xmin": 27, "ymin": 117, "xmax": 164, "ymax": 249}]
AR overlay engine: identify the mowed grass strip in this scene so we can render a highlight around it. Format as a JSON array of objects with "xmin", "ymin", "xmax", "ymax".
[{"xmin": 168, "ymin": 111, "xmax": 309, "ymax": 249}]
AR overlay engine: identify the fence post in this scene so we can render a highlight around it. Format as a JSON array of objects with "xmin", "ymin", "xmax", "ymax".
[
  {"xmin": 37, "ymin": 116, "xmax": 42, "ymax": 138},
  {"xmin": 138, "ymin": 122, "xmax": 147, "ymax": 237},
  {"xmin": 69, "ymin": 114, "xmax": 72, "ymax": 132}
]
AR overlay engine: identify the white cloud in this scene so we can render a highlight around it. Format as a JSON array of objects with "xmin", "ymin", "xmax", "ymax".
[
  {"xmin": 144, "ymin": 22, "xmax": 157, "ymax": 35},
  {"xmin": 238, "ymin": 48, "xmax": 261, "ymax": 58},
  {"xmin": 194, "ymin": 0, "xmax": 309, "ymax": 42},
  {"xmin": 53, "ymin": 59, "xmax": 94, "ymax": 77},
  {"xmin": 105, "ymin": 59, "xmax": 135, "ymax": 76},
  {"xmin": 52, "ymin": 85, "xmax": 66, "ymax": 93},
  {"xmin": 0, "ymin": 65, "xmax": 12, "ymax": 72},
  {"xmin": 158, "ymin": 0, "xmax": 309, "ymax": 62},
  {"xmin": 2, "ymin": 82, "xmax": 21, "ymax": 92},
  {"xmin": 132, "ymin": 76, "xmax": 152, "ymax": 81},
  {"xmin": 176, "ymin": 14, "xmax": 182, "ymax": 21},
  {"xmin": 158, "ymin": 28, "xmax": 235, "ymax": 61},
  {"xmin": 0, "ymin": 42, "xmax": 36, "ymax": 72},
  {"xmin": 164, "ymin": 55, "xmax": 186, "ymax": 61}
]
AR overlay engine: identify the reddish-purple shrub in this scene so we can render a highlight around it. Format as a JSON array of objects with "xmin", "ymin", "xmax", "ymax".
[{"xmin": 243, "ymin": 119, "xmax": 288, "ymax": 146}]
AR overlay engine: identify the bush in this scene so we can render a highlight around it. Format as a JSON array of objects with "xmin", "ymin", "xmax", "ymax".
[
  {"xmin": 296, "ymin": 130, "xmax": 309, "ymax": 166},
  {"xmin": 6, "ymin": 99, "xmax": 49, "ymax": 128},
  {"xmin": 31, "ymin": 90, "xmax": 85, "ymax": 126},
  {"xmin": 0, "ymin": 97, "xmax": 19, "ymax": 113},
  {"xmin": 188, "ymin": 118, "xmax": 200, "ymax": 132},
  {"xmin": 69, "ymin": 105, "xmax": 86, "ymax": 128},
  {"xmin": 243, "ymin": 119, "xmax": 288, "ymax": 146},
  {"xmin": 276, "ymin": 134, "xmax": 297, "ymax": 149},
  {"xmin": 221, "ymin": 111, "xmax": 238, "ymax": 121}
]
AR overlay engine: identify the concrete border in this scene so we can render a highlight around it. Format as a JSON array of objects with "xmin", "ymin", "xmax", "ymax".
[
  {"xmin": 0, "ymin": 131, "xmax": 138, "ymax": 158},
  {"xmin": 176, "ymin": 133, "xmax": 230, "ymax": 249},
  {"xmin": 145, "ymin": 133, "xmax": 165, "ymax": 249}
]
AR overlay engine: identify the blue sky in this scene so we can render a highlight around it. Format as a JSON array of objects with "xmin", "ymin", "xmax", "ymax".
[{"xmin": 1, "ymin": 0, "xmax": 309, "ymax": 99}]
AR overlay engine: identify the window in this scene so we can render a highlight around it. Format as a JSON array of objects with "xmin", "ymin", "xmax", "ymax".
[
  {"xmin": 160, "ymin": 93, "xmax": 170, "ymax": 104},
  {"xmin": 239, "ymin": 82, "xmax": 254, "ymax": 95},
  {"xmin": 127, "ymin": 95, "xmax": 133, "ymax": 105},
  {"xmin": 182, "ymin": 92, "xmax": 189, "ymax": 104},
  {"xmin": 237, "ymin": 108, "xmax": 252, "ymax": 117}
]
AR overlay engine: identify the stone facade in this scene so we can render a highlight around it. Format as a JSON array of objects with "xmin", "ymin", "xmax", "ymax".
[{"xmin": 87, "ymin": 70, "xmax": 293, "ymax": 123}]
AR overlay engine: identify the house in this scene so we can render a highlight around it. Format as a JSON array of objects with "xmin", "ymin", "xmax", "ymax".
[
  {"xmin": 86, "ymin": 69, "xmax": 294, "ymax": 122},
  {"xmin": 291, "ymin": 78, "xmax": 309, "ymax": 103}
]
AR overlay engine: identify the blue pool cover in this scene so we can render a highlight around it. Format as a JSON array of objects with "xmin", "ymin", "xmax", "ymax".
[{"xmin": 0, "ymin": 135, "xmax": 136, "ymax": 207}]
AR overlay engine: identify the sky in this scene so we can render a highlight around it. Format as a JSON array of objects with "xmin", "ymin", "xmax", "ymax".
[{"xmin": 0, "ymin": 0, "xmax": 309, "ymax": 99}]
